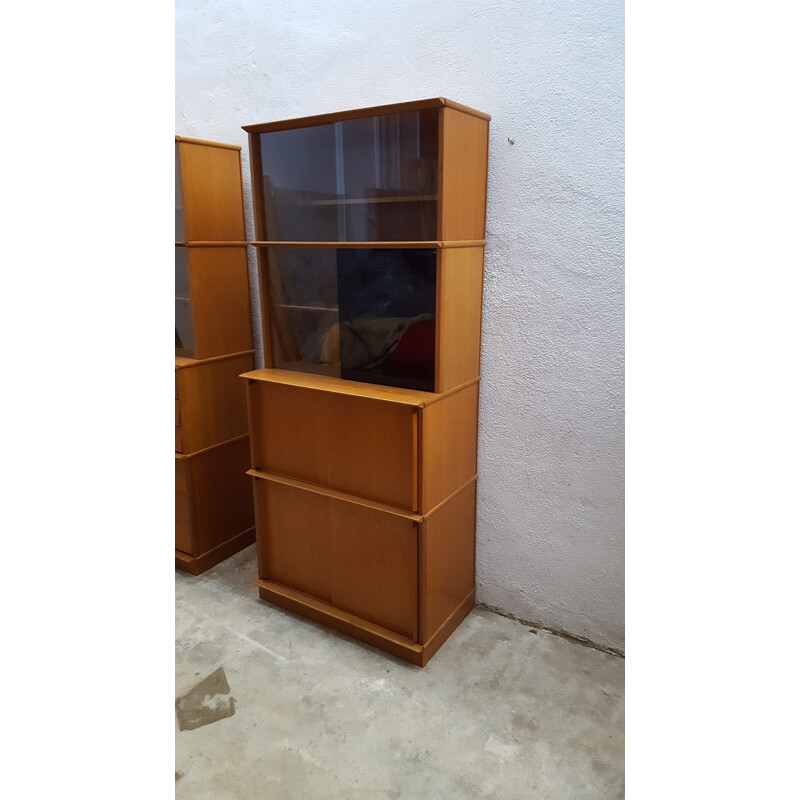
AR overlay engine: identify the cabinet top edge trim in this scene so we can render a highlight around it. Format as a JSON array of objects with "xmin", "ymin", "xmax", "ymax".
[
  {"xmin": 175, "ymin": 432, "xmax": 250, "ymax": 460},
  {"xmin": 240, "ymin": 368, "xmax": 479, "ymax": 406},
  {"xmin": 249, "ymin": 240, "xmax": 486, "ymax": 249},
  {"xmin": 242, "ymin": 98, "xmax": 490, "ymax": 134},
  {"xmin": 175, "ymin": 350, "xmax": 254, "ymax": 369},
  {"xmin": 240, "ymin": 367, "xmax": 430, "ymax": 405},
  {"xmin": 176, "ymin": 241, "xmax": 249, "ymax": 247},
  {"xmin": 248, "ymin": 469, "xmax": 426, "ymax": 522},
  {"xmin": 175, "ymin": 136, "xmax": 242, "ymax": 151}
]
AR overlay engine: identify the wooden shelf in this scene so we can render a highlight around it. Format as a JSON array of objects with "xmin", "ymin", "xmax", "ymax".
[
  {"xmin": 175, "ymin": 240, "xmax": 249, "ymax": 247},
  {"xmin": 275, "ymin": 304, "xmax": 338, "ymax": 312},
  {"xmin": 240, "ymin": 366, "xmax": 478, "ymax": 406},
  {"xmin": 175, "ymin": 348, "xmax": 254, "ymax": 370},
  {"xmin": 303, "ymin": 195, "xmax": 436, "ymax": 207},
  {"xmin": 250, "ymin": 240, "xmax": 486, "ymax": 249}
]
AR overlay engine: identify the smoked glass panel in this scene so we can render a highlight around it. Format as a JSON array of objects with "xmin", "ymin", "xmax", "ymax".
[
  {"xmin": 266, "ymin": 247, "xmax": 436, "ymax": 391},
  {"xmin": 175, "ymin": 246, "xmax": 194, "ymax": 356},
  {"xmin": 258, "ymin": 109, "xmax": 438, "ymax": 241}
]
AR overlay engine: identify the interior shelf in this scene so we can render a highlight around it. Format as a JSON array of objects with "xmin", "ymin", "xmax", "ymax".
[{"xmin": 302, "ymin": 194, "xmax": 437, "ymax": 207}]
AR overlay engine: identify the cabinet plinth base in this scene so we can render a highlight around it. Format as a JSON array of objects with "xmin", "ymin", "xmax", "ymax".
[
  {"xmin": 176, "ymin": 526, "xmax": 256, "ymax": 576},
  {"xmin": 255, "ymin": 579, "xmax": 474, "ymax": 667}
]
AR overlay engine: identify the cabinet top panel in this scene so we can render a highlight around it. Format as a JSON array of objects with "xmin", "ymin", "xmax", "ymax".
[
  {"xmin": 242, "ymin": 98, "xmax": 490, "ymax": 134},
  {"xmin": 242, "ymin": 367, "xmax": 430, "ymax": 406},
  {"xmin": 175, "ymin": 135, "xmax": 242, "ymax": 151},
  {"xmin": 175, "ymin": 349, "xmax": 254, "ymax": 370},
  {"xmin": 242, "ymin": 367, "xmax": 478, "ymax": 408}
]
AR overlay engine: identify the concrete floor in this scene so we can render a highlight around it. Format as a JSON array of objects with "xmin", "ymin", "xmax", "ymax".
[{"xmin": 176, "ymin": 545, "xmax": 624, "ymax": 799}]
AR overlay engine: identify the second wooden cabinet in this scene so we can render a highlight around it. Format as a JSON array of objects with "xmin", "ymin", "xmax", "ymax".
[{"xmin": 175, "ymin": 135, "xmax": 255, "ymax": 574}]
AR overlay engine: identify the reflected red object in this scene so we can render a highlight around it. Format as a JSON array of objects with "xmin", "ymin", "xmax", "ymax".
[{"xmin": 385, "ymin": 319, "xmax": 436, "ymax": 365}]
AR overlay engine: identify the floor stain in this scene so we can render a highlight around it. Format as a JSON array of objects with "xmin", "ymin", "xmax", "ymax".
[
  {"xmin": 176, "ymin": 667, "xmax": 236, "ymax": 731},
  {"xmin": 175, "ymin": 771, "xmax": 183, "ymax": 781},
  {"xmin": 511, "ymin": 711, "xmax": 540, "ymax": 734}
]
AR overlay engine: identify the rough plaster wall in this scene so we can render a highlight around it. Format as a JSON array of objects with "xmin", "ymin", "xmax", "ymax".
[{"xmin": 176, "ymin": 0, "xmax": 625, "ymax": 652}]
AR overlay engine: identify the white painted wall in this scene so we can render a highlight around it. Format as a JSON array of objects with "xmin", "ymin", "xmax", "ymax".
[{"xmin": 176, "ymin": 0, "xmax": 625, "ymax": 652}]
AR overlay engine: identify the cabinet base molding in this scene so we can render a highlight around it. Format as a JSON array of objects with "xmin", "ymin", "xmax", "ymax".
[
  {"xmin": 176, "ymin": 526, "xmax": 256, "ymax": 576},
  {"xmin": 255, "ymin": 579, "xmax": 474, "ymax": 667}
]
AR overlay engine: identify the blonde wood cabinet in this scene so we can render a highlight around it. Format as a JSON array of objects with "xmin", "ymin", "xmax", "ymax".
[
  {"xmin": 241, "ymin": 99, "xmax": 489, "ymax": 664},
  {"xmin": 175, "ymin": 136, "xmax": 255, "ymax": 574}
]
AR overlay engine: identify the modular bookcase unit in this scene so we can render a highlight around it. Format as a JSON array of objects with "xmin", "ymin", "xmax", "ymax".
[
  {"xmin": 175, "ymin": 136, "xmax": 256, "ymax": 574},
  {"xmin": 242, "ymin": 99, "xmax": 489, "ymax": 665}
]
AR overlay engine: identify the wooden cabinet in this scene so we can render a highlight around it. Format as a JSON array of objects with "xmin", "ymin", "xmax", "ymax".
[
  {"xmin": 242, "ymin": 99, "xmax": 489, "ymax": 664},
  {"xmin": 175, "ymin": 136, "xmax": 255, "ymax": 574}
]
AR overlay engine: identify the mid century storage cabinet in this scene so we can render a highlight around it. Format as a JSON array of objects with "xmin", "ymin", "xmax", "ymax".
[
  {"xmin": 175, "ymin": 136, "xmax": 256, "ymax": 574},
  {"xmin": 241, "ymin": 99, "xmax": 489, "ymax": 665}
]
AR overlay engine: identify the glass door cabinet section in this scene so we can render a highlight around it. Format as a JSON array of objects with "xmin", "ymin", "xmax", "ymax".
[
  {"xmin": 245, "ymin": 97, "xmax": 490, "ymax": 394},
  {"xmin": 241, "ymin": 99, "xmax": 490, "ymax": 666},
  {"xmin": 266, "ymin": 246, "xmax": 437, "ymax": 391},
  {"xmin": 256, "ymin": 108, "xmax": 438, "ymax": 242}
]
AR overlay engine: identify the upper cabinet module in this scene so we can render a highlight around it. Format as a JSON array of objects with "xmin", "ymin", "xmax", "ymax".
[
  {"xmin": 175, "ymin": 137, "xmax": 247, "ymax": 243},
  {"xmin": 253, "ymin": 107, "xmax": 438, "ymax": 242},
  {"xmin": 245, "ymin": 98, "xmax": 489, "ymax": 244},
  {"xmin": 243, "ymin": 98, "xmax": 490, "ymax": 393},
  {"xmin": 175, "ymin": 137, "xmax": 252, "ymax": 360}
]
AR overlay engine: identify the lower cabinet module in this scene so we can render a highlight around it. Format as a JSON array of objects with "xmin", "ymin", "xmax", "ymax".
[
  {"xmin": 175, "ymin": 350, "xmax": 256, "ymax": 575},
  {"xmin": 246, "ymin": 369, "xmax": 479, "ymax": 512},
  {"xmin": 175, "ymin": 434, "xmax": 255, "ymax": 575},
  {"xmin": 251, "ymin": 473, "xmax": 477, "ymax": 666},
  {"xmin": 242, "ymin": 367, "xmax": 479, "ymax": 666}
]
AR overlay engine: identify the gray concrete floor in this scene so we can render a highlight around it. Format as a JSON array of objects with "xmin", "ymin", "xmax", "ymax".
[{"xmin": 176, "ymin": 544, "xmax": 624, "ymax": 799}]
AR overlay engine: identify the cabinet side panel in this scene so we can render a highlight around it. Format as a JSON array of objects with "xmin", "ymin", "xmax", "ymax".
[
  {"xmin": 439, "ymin": 109, "xmax": 489, "ymax": 241},
  {"xmin": 419, "ymin": 480, "xmax": 477, "ymax": 642},
  {"xmin": 178, "ymin": 142, "xmax": 246, "ymax": 242},
  {"xmin": 329, "ymin": 499, "xmax": 418, "ymax": 641},
  {"xmin": 254, "ymin": 479, "xmax": 332, "ymax": 603},
  {"xmin": 325, "ymin": 395, "xmax": 417, "ymax": 510},
  {"xmin": 177, "ymin": 353, "xmax": 254, "ymax": 453},
  {"xmin": 182, "ymin": 437, "xmax": 254, "ymax": 556},
  {"xmin": 420, "ymin": 383, "xmax": 479, "ymax": 512},
  {"xmin": 247, "ymin": 131, "xmax": 267, "ymax": 241},
  {"xmin": 250, "ymin": 383, "xmax": 329, "ymax": 485},
  {"xmin": 175, "ymin": 458, "xmax": 193, "ymax": 553},
  {"xmin": 188, "ymin": 247, "xmax": 253, "ymax": 358},
  {"xmin": 436, "ymin": 247, "xmax": 484, "ymax": 392}
]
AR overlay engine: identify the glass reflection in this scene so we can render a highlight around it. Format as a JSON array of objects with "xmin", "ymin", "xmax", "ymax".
[
  {"xmin": 267, "ymin": 247, "xmax": 436, "ymax": 391},
  {"xmin": 259, "ymin": 110, "xmax": 438, "ymax": 242}
]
